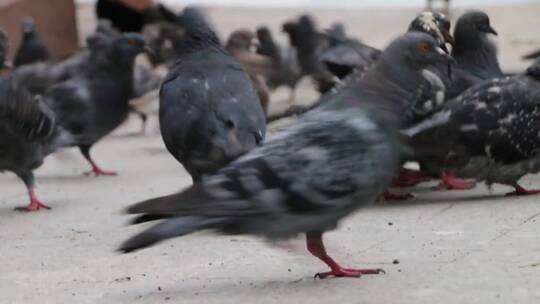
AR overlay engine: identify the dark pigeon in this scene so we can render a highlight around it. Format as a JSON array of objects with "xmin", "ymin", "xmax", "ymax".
[
  {"xmin": 159, "ymin": 8, "xmax": 266, "ymax": 183},
  {"xmin": 42, "ymin": 33, "xmax": 147, "ymax": 175},
  {"xmin": 406, "ymin": 57, "xmax": 540, "ymax": 195},
  {"xmin": 319, "ymin": 12, "xmax": 452, "ymax": 82},
  {"xmin": 319, "ymin": 22, "xmax": 381, "ymax": 80},
  {"xmin": 282, "ymin": 15, "xmax": 337, "ymax": 94},
  {"xmin": 256, "ymin": 26, "xmax": 303, "ymax": 104},
  {"xmin": 447, "ymin": 10, "xmax": 503, "ymax": 99},
  {"xmin": 0, "ymin": 78, "xmax": 71, "ymax": 211},
  {"xmin": 0, "ymin": 30, "xmax": 9, "ymax": 69},
  {"xmin": 119, "ymin": 33, "xmax": 452, "ymax": 278},
  {"xmin": 14, "ymin": 18, "xmax": 50, "ymax": 67}
]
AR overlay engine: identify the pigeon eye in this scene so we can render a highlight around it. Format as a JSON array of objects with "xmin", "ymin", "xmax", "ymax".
[{"xmin": 418, "ymin": 42, "xmax": 430, "ymax": 53}]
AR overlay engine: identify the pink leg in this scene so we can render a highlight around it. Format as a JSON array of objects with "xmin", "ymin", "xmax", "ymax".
[
  {"xmin": 14, "ymin": 188, "xmax": 51, "ymax": 212},
  {"xmin": 392, "ymin": 167, "xmax": 432, "ymax": 187},
  {"xmin": 80, "ymin": 145, "xmax": 117, "ymax": 176},
  {"xmin": 505, "ymin": 184, "xmax": 540, "ymax": 196},
  {"xmin": 436, "ymin": 171, "xmax": 475, "ymax": 190},
  {"xmin": 306, "ymin": 232, "xmax": 385, "ymax": 279}
]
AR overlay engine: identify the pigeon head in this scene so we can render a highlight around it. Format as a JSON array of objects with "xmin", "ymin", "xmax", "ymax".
[
  {"xmin": 409, "ymin": 12, "xmax": 453, "ymax": 52},
  {"xmin": 107, "ymin": 33, "xmax": 147, "ymax": 65},
  {"xmin": 171, "ymin": 6, "xmax": 221, "ymax": 56},
  {"xmin": 95, "ymin": 19, "xmax": 119, "ymax": 38},
  {"xmin": 226, "ymin": 29, "xmax": 256, "ymax": 51},
  {"xmin": 206, "ymin": 110, "xmax": 264, "ymax": 163},
  {"xmin": 256, "ymin": 27, "xmax": 272, "ymax": 45},
  {"xmin": 21, "ymin": 18, "xmax": 36, "ymax": 36},
  {"xmin": 385, "ymin": 32, "xmax": 454, "ymax": 68},
  {"xmin": 454, "ymin": 11, "xmax": 498, "ymax": 44}
]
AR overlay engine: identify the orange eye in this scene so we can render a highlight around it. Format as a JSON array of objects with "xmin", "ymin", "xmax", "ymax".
[{"xmin": 418, "ymin": 41, "xmax": 430, "ymax": 53}]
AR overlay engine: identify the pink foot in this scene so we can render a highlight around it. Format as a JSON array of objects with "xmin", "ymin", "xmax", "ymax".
[
  {"xmin": 315, "ymin": 267, "xmax": 385, "ymax": 279},
  {"xmin": 392, "ymin": 168, "xmax": 432, "ymax": 187},
  {"xmin": 383, "ymin": 190, "xmax": 416, "ymax": 201},
  {"xmin": 436, "ymin": 172, "xmax": 475, "ymax": 190},
  {"xmin": 505, "ymin": 185, "xmax": 540, "ymax": 196},
  {"xmin": 14, "ymin": 192, "xmax": 51, "ymax": 212},
  {"xmin": 84, "ymin": 166, "xmax": 118, "ymax": 176}
]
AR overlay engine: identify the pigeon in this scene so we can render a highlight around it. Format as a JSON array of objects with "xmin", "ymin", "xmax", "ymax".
[
  {"xmin": 282, "ymin": 15, "xmax": 337, "ymax": 94},
  {"xmin": 119, "ymin": 32, "xmax": 452, "ymax": 278},
  {"xmin": 318, "ymin": 12, "xmax": 452, "ymax": 83},
  {"xmin": 14, "ymin": 18, "xmax": 50, "ymax": 67},
  {"xmin": 12, "ymin": 21, "xmax": 162, "ymax": 134},
  {"xmin": 319, "ymin": 23, "xmax": 381, "ymax": 80},
  {"xmin": 42, "ymin": 33, "xmax": 148, "ymax": 175},
  {"xmin": 96, "ymin": 0, "xmax": 177, "ymax": 33},
  {"xmin": 225, "ymin": 29, "xmax": 271, "ymax": 114},
  {"xmin": 406, "ymin": 57, "xmax": 540, "ymax": 195},
  {"xmin": 446, "ymin": 10, "xmax": 503, "ymax": 99},
  {"xmin": 159, "ymin": 8, "xmax": 266, "ymax": 183},
  {"xmin": 256, "ymin": 26, "xmax": 303, "ymax": 103},
  {"xmin": 0, "ymin": 77, "xmax": 73, "ymax": 211}
]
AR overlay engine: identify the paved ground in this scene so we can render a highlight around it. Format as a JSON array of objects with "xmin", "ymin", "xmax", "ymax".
[{"xmin": 1, "ymin": 3, "xmax": 540, "ymax": 304}]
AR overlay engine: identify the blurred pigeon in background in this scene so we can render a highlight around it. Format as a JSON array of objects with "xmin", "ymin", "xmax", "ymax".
[
  {"xmin": 159, "ymin": 7, "xmax": 266, "ymax": 183},
  {"xmin": 42, "ymin": 33, "xmax": 148, "ymax": 175},
  {"xmin": 14, "ymin": 18, "xmax": 50, "ymax": 67},
  {"xmin": 119, "ymin": 32, "xmax": 452, "ymax": 278},
  {"xmin": 256, "ymin": 26, "xmax": 303, "ymax": 104},
  {"xmin": 282, "ymin": 15, "xmax": 338, "ymax": 94},
  {"xmin": 447, "ymin": 10, "xmax": 503, "ymax": 99},
  {"xmin": 225, "ymin": 29, "xmax": 271, "ymax": 114}
]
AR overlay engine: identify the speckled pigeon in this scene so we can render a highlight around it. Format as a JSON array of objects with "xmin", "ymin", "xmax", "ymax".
[
  {"xmin": 406, "ymin": 58, "xmax": 540, "ymax": 195},
  {"xmin": 119, "ymin": 32, "xmax": 453, "ymax": 278}
]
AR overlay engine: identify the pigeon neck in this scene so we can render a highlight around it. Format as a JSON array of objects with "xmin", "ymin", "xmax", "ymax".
[
  {"xmin": 174, "ymin": 29, "xmax": 221, "ymax": 57},
  {"xmin": 453, "ymin": 31, "xmax": 502, "ymax": 77}
]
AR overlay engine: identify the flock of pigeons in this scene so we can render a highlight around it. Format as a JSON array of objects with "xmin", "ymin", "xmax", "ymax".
[{"xmin": 1, "ymin": 6, "xmax": 540, "ymax": 279}]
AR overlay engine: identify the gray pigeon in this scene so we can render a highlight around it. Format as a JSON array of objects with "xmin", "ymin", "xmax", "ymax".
[
  {"xmin": 43, "ymin": 33, "xmax": 147, "ymax": 175},
  {"xmin": 159, "ymin": 8, "xmax": 266, "ymax": 183},
  {"xmin": 406, "ymin": 57, "xmax": 540, "ymax": 195},
  {"xmin": 446, "ymin": 10, "xmax": 503, "ymax": 99},
  {"xmin": 0, "ymin": 78, "xmax": 60, "ymax": 211},
  {"xmin": 119, "ymin": 32, "xmax": 453, "ymax": 278},
  {"xmin": 14, "ymin": 18, "xmax": 50, "ymax": 67}
]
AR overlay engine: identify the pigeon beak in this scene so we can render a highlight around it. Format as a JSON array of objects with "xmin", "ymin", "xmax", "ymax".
[
  {"xmin": 436, "ymin": 47, "xmax": 456, "ymax": 65},
  {"xmin": 485, "ymin": 26, "xmax": 498, "ymax": 36}
]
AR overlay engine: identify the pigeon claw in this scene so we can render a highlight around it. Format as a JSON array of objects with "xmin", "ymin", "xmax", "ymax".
[
  {"xmin": 84, "ymin": 168, "xmax": 118, "ymax": 176},
  {"xmin": 436, "ymin": 172, "xmax": 475, "ymax": 190},
  {"xmin": 314, "ymin": 267, "xmax": 385, "ymax": 279},
  {"xmin": 14, "ymin": 199, "xmax": 51, "ymax": 212},
  {"xmin": 505, "ymin": 185, "xmax": 540, "ymax": 196}
]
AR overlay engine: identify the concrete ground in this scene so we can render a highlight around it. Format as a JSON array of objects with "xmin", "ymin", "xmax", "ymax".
[{"xmin": 2, "ymin": 3, "xmax": 540, "ymax": 304}]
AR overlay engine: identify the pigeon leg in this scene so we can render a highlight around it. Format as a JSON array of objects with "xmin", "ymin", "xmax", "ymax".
[
  {"xmin": 505, "ymin": 184, "xmax": 540, "ymax": 196},
  {"xmin": 392, "ymin": 167, "xmax": 432, "ymax": 187},
  {"xmin": 382, "ymin": 190, "xmax": 415, "ymax": 201},
  {"xmin": 135, "ymin": 110, "xmax": 148, "ymax": 135},
  {"xmin": 306, "ymin": 232, "xmax": 385, "ymax": 279},
  {"xmin": 436, "ymin": 171, "xmax": 475, "ymax": 190},
  {"xmin": 80, "ymin": 145, "xmax": 117, "ymax": 176},
  {"xmin": 14, "ymin": 172, "xmax": 51, "ymax": 211}
]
